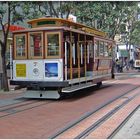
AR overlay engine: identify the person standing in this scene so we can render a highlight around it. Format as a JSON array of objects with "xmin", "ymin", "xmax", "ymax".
[{"xmin": 116, "ymin": 59, "xmax": 121, "ymax": 72}]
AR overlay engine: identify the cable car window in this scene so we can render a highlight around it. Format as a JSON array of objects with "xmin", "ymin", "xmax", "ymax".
[
  {"xmin": 99, "ymin": 41, "xmax": 104, "ymax": 56},
  {"xmin": 14, "ymin": 34, "xmax": 27, "ymax": 59},
  {"xmin": 46, "ymin": 33, "xmax": 60, "ymax": 57},
  {"xmin": 94, "ymin": 40, "xmax": 99, "ymax": 57},
  {"xmin": 108, "ymin": 44, "xmax": 112, "ymax": 57},
  {"xmin": 89, "ymin": 42, "xmax": 93, "ymax": 58},
  {"xmin": 104, "ymin": 42, "xmax": 109, "ymax": 57},
  {"xmin": 29, "ymin": 32, "xmax": 43, "ymax": 58}
]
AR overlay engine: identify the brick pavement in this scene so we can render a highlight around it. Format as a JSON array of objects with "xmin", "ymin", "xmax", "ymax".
[{"xmin": 0, "ymin": 70, "xmax": 139, "ymax": 138}]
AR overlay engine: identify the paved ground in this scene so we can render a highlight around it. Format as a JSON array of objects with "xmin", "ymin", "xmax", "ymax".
[
  {"xmin": 111, "ymin": 69, "xmax": 140, "ymax": 138},
  {"xmin": 0, "ymin": 69, "xmax": 140, "ymax": 138}
]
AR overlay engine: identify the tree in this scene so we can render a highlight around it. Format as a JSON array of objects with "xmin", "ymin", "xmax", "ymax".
[
  {"xmin": 74, "ymin": 1, "xmax": 139, "ymax": 39},
  {"xmin": 129, "ymin": 21, "xmax": 140, "ymax": 47},
  {"xmin": 19, "ymin": 1, "xmax": 140, "ymax": 41},
  {"xmin": 0, "ymin": 1, "xmax": 24, "ymax": 91},
  {"xmin": 0, "ymin": 2, "xmax": 11, "ymax": 91},
  {"xmin": 21, "ymin": 1, "xmax": 77, "ymax": 20},
  {"xmin": 125, "ymin": 5, "xmax": 140, "ymax": 48}
]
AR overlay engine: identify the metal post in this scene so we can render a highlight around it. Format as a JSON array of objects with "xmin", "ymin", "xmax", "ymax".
[
  {"xmin": 64, "ymin": 42, "xmax": 67, "ymax": 80},
  {"xmin": 87, "ymin": 43, "xmax": 90, "ymax": 64},
  {"xmin": 70, "ymin": 32, "xmax": 73, "ymax": 80},
  {"xmin": 10, "ymin": 44, "xmax": 13, "ymax": 79},
  {"xmin": 77, "ymin": 34, "xmax": 80, "ymax": 79},
  {"xmin": 81, "ymin": 44, "xmax": 83, "ymax": 64},
  {"xmin": 73, "ymin": 43, "xmax": 76, "ymax": 65}
]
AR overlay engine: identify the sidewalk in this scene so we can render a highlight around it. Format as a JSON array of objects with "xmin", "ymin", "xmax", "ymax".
[
  {"xmin": 0, "ymin": 82, "xmax": 26, "ymax": 102},
  {"xmin": 115, "ymin": 68, "xmax": 140, "ymax": 76}
]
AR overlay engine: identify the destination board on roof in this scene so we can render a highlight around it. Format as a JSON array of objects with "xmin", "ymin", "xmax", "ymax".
[
  {"xmin": 37, "ymin": 21, "xmax": 56, "ymax": 26},
  {"xmin": 31, "ymin": 20, "xmax": 62, "ymax": 28}
]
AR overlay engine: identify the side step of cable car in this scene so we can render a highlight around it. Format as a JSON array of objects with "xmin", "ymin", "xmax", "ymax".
[{"xmin": 62, "ymin": 82, "xmax": 97, "ymax": 93}]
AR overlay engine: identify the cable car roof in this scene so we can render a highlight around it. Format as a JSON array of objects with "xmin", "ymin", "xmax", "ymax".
[{"xmin": 27, "ymin": 17, "xmax": 106, "ymax": 37}]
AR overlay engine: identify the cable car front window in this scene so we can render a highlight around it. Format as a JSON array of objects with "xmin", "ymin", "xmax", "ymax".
[
  {"xmin": 47, "ymin": 33, "xmax": 60, "ymax": 57},
  {"xmin": 15, "ymin": 35, "xmax": 26, "ymax": 57},
  {"xmin": 29, "ymin": 32, "xmax": 43, "ymax": 58}
]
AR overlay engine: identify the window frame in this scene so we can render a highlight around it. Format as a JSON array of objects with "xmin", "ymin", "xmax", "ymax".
[
  {"xmin": 14, "ymin": 33, "xmax": 27, "ymax": 60},
  {"xmin": 28, "ymin": 31, "xmax": 44, "ymax": 59},
  {"xmin": 45, "ymin": 32, "xmax": 61, "ymax": 58}
]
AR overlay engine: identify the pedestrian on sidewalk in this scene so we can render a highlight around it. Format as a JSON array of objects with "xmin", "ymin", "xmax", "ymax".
[
  {"xmin": 116, "ymin": 59, "xmax": 121, "ymax": 73},
  {"xmin": 129, "ymin": 59, "xmax": 134, "ymax": 69},
  {"xmin": 124, "ymin": 57, "xmax": 129, "ymax": 71}
]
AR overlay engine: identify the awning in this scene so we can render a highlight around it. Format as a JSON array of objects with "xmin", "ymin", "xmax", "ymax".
[
  {"xmin": 9, "ymin": 25, "xmax": 26, "ymax": 32},
  {"xmin": 4, "ymin": 24, "xmax": 26, "ymax": 32},
  {"xmin": 120, "ymin": 49, "xmax": 129, "ymax": 57}
]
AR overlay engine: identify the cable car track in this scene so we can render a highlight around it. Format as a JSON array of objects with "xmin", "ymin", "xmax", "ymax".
[
  {"xmin": 0, "ymin": 99, "xmax": 53, "ymax": 119},
  {"xmin": 49, "ymin": 85, "xmax": 140, "ymax": 139},
  {"xmin": 75, "ymin": 92, "xmax": 139, "ymax": 139},
  {"xmin": 0, "ymin": 99, "xmax": 37, "ymax": 109},
  {"xmin": 108, "ymin": 105, "xmax": 140, "ymax": 139},
  {"xmin": 0, "ymin": 79, "xmax": 120, "ymax": 119},
  {"xmin": 0, "ymin": 79, "xmax": 119, "ymax": 110}
]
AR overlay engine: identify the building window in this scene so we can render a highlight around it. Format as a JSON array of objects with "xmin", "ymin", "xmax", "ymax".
[
  {"xmin": 29, "ymin": 32, "xmax": 43, "ymax": 58},
  {"xmin": 14, "ymin": 34, "xmax": 27, "ymax": 59}
]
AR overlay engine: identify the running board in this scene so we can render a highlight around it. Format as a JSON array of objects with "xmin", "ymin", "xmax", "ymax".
[
  {"xmin": 62, "ymin": 82, "xmax": 96, "ymax": 93},
  {"xmin": 24, "ymin": 90, "xmax": 60, "ymax": 99}
]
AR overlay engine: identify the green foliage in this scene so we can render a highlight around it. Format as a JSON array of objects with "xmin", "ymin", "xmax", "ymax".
[
  {"xmin": 73, "ymin": 1, "xmax": 139, "ymax": 39},
  {"xmin": 129, "ymin": 21, "xmax": 140, "ymax": 46}
]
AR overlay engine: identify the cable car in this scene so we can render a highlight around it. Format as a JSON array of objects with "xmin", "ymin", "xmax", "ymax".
[
  {"xmin": 10, "ymin": 17, "xmax": 115, "ymax": 99},
  {"xmin": 134, "ymin": 48, "xmax": 140, "ymax": 70}
]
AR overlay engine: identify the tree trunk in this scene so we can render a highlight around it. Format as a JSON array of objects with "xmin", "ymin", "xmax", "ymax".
[{"xmin": 1, "ymin": 52, "xmax": 9, "ymax": 91}]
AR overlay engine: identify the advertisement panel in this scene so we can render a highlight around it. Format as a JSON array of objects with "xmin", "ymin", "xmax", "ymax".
[
  {"xmin": 16, "ymin": 64, "xmax": 26, "ymax": 77},
  {"xmin": 44, "ymin": 59, "xmax": 63, "ymax": 81},
  {"xmin": 45, "ymin": 63, "xmax": 58, "ymax": 77}
]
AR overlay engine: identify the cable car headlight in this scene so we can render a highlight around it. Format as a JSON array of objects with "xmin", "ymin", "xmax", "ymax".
[{"xmin": 33, "ymin": 68, "xmax": 39, "ymax": 76}]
